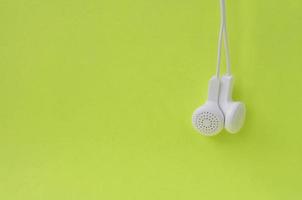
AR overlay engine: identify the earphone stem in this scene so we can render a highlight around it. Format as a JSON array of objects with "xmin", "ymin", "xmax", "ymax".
[
  {"xmin": 207, "ymin": 76, "xmax": 221, "ymax": 102},
  {"xmin": 219, "ymin": 75, "xmax": 233, "ymax": 106}
]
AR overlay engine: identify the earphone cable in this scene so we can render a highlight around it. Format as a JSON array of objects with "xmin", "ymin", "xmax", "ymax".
[{"xmin": 216, "ymin": 0, "xmax": 231, "ymax": 77}]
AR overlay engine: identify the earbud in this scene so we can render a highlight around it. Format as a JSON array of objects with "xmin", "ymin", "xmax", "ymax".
[
  {"xmin": 219, "ymin": 75, "xmax": 246, "ymax": 133},
  {"xmin": 192, "ymin": 75, "xmax": 245, "ymax": 136},
  {"xmin": 192, "ymin": 0, "xmax": 246, "ymax": 136},
  {"xmin": 192, "ymin": 76, "xmax": 224, "ymax": 136}
]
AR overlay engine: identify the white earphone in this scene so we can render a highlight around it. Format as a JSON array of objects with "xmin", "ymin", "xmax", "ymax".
[{"xmin": 192, "ymin": 0, "xmax": 246, "ymax": 136}]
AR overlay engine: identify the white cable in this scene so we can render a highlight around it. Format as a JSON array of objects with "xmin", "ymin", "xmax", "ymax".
[
  {"xmin": 215, "ymin": 16, "xmax": 224, "ymax": 77},
  {"xmin": 216, "ymin": 0, "xmax": 231, "ymax": 77},
  {"xmin": 222, "ymin": 0, "xmax": 231, "ymax": 75},
  {"xmin": 216, "ymin": 0, "xmax": 228, "ymax": 76}
]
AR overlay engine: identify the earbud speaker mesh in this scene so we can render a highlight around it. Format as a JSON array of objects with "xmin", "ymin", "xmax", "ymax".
[{"xmin": 194, "ymin": 112, "xmax": 220, "ymax": 134}]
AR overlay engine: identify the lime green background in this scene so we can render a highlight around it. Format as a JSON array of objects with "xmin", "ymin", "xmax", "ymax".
[{"xmin": 1, "ymin": 0, "xmax": 302, "ymax": 199}]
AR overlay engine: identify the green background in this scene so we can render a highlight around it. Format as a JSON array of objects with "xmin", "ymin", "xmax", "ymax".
[{"xmin": 1, "ymin": 0, "xmax": 302, "ymax": 199}]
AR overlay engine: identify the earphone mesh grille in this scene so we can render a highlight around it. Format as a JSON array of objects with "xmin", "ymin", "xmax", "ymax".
[{"xmin": 195, "ymin": 112, "xmax": 220, "ymax": 134}]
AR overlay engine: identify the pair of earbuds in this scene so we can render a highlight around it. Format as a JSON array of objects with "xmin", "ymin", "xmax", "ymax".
[
  {"xmin": 192, "ymin": 0, "xmax": 246, "ymax": 136},
  {"xmin": 192, "ymin": 75, "xmax": 246, "ymax": 136}
]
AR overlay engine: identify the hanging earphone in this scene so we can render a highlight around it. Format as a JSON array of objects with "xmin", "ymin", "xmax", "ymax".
[
  {"xmin": 219, "ymin": 75, "xmax": 245, "ymax": 133},
  {"xmin": 192, "ymin": 76, "xmax": 224, "ymax": 136},
  {"xmin": 192, "ymin": 0, "xmax": 246, "ymax": 136}
]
